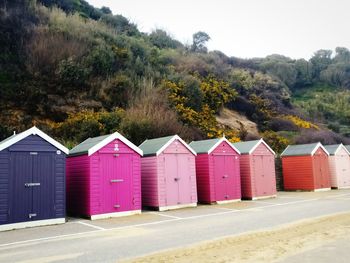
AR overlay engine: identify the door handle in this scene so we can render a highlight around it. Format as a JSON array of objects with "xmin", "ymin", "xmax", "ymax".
[
  {"xmin": 110, "ymin": 179, "xmax": 123, "ymax": 183},
  {"xmin": 174, "ymin": 177, "xmax": 180, "ymax": 181},
  {"xmin": 25, "ymin": 183, "xmax": 41, "ymax": 187},
  {"xmin": 114, "ymin": 205, "xmax": 121, "ymax": 208},
  {"xmin": 28, "ymin": 213, "xmax": 37, "ymax": 218},
  {"xmin": 222, "ymin": 175, "xmax": 228, "ymax": 178}
]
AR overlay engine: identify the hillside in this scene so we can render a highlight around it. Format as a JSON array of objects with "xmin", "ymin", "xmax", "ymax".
[{"xmin": 1, "ymin": 0, "xmax": 350, "ymax": 152}]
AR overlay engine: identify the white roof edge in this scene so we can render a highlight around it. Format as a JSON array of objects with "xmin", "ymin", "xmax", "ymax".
[
  {"xmin": 249, "ymin": 138, "xmax": 276, "ymax": 155},
  {"xmin": 88, "ymin": 132, "xmax": 143, "ymax": 156},
  {"xmin": 156, "ymin": 135, "xmax": 197, "ymax": 156},
  {"xmin": 208, "ymin": 137, "xmax": 241, "ymax": 155},
  {"xmin": 280, "ymin": 145, "xmax": 290, "ymax": 157},
  {"xmin": 0, "ymin": 126, "xmax": 69, "ymax": 154},
  {"xmin": 335, "ymin": 143, "xmax": 350, "ymax": 156},
  {"xmin": 311, "ymin": 142, "xmax": 329, "ymax": 156}
]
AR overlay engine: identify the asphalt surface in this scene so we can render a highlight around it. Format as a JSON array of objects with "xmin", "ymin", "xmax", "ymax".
[{"xmin": 1, "ymin": 190, "xmax": 350, "ymax": 263}]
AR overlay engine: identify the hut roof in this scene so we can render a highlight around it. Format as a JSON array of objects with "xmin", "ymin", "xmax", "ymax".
[
  {"xmin": 69, "ymin": 132, "xmax": 142, "ymax": 157},
  {"xmin": 139, "ymin": 135, "xmax": 196, "ymax": 157},
  {"xmin": 189, "ymin": 137, "xmax": 240, "ymax": 154},
  {"xmin": 281, "ymin": 142, "xmax": 329, "ymax": 157},
  {"xmin": 232, "ymin": 139, "xmax": 275, "ymax": 155},
  {"xmin": 0, "ymin": 126, "xmax": 69, "ymax": 154},
  {"xmin": 324, "ymin": 144, "xmax": 350, "ymax": 156}
]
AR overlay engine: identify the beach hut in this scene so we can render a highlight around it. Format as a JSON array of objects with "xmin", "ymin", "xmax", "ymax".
[
  {"xmin": 67, "ymin": 132, "xmax": 143, "ymax": 220},
  {"xmin": 324, "ymin": 144, "xmax": 350, "ymax": 189},
  {"xmin": 0, "ymin": 127, "xmax": 68, "ymax": 231},
  {"xmin": 232, "ymin": 139, "xmax": 277, "ymax": 200},
  {"xmin": 189, "ymin": 137, "xmax": 241, "ymax": 204},
  {"xmin": 139, "ymin": 135, "xmax": 197, "ymax": 211},
  {"xmin": 281, "ymin": 142, "xmax": 331, "ymax": 191}
]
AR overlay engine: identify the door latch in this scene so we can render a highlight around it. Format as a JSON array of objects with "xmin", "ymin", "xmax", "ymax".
[
  {"xmin": 110, "ymin": 179, "xmax": 123, "ymax": 183},
  {"xmin": 29, "ymin": 213, "xmax": 37, "ymax": 218},
  {"xmin": 25, "ymin": 183, "xmax": 41, "ymax": 187}
]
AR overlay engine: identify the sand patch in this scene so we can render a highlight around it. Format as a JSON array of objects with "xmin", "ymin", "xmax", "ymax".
[{"xmin": 123, "ymin": 212, "xmax": 350, "ymax": 263}]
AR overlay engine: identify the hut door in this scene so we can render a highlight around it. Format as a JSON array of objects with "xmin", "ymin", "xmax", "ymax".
[
  {"xmin": 214, "ymin": 155, "xmax": 239, "ymax": 201},
  {"xmin": 225, "ymin": 155, "xmax": 240, "ymax": 200},
  {"xmin": 164, "ymin": 154, "xmax": 179, "ymax": 205},
  {"xmin": 101, "ymin": 154, "xmax": 132, "ymax": 213},
  {"xmin": 314, "ymin": 153, "xmax": 328, "ymax": 189},
  {"xmin": 254, "ymin": 155, "xmax": 274, "ymax": 196},
  {"xmin": 11, "ymin": 152, "xmax": 33, "ymax": 223},
  {"xmin": 164, "ymin": 153, "xmax": 191, "ymax": 206},
  {"xmin": 32, "ymin": 153, "xmax": 55, "ymax": 221},
  {"xmin": 340, "ymin": 155, "xmax": 350, "ymax": 186},
  {"xmin": 11, "ymin": 152, "xmax": 54, "ymax": 223},
  {"xmin": 214, "ymin": 155, "xmax": 226, "ymax": 201},
  {"xmin": 177, "ymin": 154, "xmax": 191, "ymax": 204}
]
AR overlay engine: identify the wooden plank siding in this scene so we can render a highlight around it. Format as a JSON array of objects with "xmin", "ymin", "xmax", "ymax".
[
  {"xmin": 282, "ymin": 156, "xmax": 314, "ymax": 190},
  {"xmin": 66, "ymin": 155, "xmax": 90, "ymax": 216},
  {"xmin": 141, "ymin": 156, "xmax": 159, "ymax": 207},
  {"xmin": 0, "ymin": 149, "xmax": 9, "ymax": 224}
]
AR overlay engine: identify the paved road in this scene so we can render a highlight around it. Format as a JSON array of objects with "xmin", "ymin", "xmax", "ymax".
[{"xmin": 1, "ymin": 190, "xmax": 350, "ymax": 263}]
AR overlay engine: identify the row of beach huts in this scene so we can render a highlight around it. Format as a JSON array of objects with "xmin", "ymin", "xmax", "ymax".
[{"xmin": 0, "ymin": 126, "xmax": 349, "ymax": 231}]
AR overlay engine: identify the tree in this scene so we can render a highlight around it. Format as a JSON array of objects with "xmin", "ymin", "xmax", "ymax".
[
  {"xmin": 310, "ymin": 49, "xmax": 333, "ymax": 79},
  {"xmin": 191, "ymin": 31, "xmax": 210, "ymax": 53},
  {"xmin": 100, "ymin": 6, "xmax": 112, "ymax": 15}
]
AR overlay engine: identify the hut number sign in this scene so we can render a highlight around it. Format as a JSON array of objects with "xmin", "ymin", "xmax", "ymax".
[{"xmin": 114, "ymin": 143, "xmax": 119, "ymax": 152}]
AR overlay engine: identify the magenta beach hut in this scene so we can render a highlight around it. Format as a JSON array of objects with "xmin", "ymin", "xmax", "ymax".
[
  {"xmin": 189, "ymin": 137, "xmax": 241, "ymax": 204},
  {"xmin": 67, "ymin": 132, "xmax": 143, "ymax": 220},
  {"xmin": 324, "ymin": 144, "xmax": 350, "ymax": 189},
  {"xmin": 139, "ymin": 135, "xmax": 197, "ymax": 211}
]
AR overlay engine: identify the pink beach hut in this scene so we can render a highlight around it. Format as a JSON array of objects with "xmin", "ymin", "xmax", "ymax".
[
  {"xmin": 139, "ymin": 135, "xmax": 197, "ymax": 211},
  {"xmin": 232, "ymin": 139, "xmax": 277, "ymax": 200},
  {"xmin": 324, "ymin": 144, "xmax": 350, "ymax": 189},
  {"xmin": 189, "ymin": 137, "xmax": 241, "ymax": 204},
  {"xmin": 67, "ymin": 132, "xmax": 143, "ymax": 220}
]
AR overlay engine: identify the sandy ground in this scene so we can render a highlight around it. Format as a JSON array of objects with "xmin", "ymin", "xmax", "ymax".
[{"xmin": 123, "ymin": 212, "xmax": 350, "ymax": 263}]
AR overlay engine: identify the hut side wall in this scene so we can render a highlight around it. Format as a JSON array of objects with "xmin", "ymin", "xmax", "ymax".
[
  {"xmin": 0, "ymin": 149, "xmax": 10, "ymax": 224},
  {"xmin": 195, "ymin": 154, "xmax": 212, "ymax": 203},
  {"xmin": 328, "ymin": 155, "xmax": 337, "ymax": 187},
  {"xmin": 141, "ymin": 156, "xmax": 159, "ymax": 207},
  {"xmin": 282, "ymin": 156, "xmax": 314, "ymax": 190},
  {"xmin": 66, "ymin": 155, "xmax": 91, "ymax": 216},
  {"xmin": 312, "ymin": 148, "xmax": 330, "ymax": 189},
  {"xmin": 240, "ymin": 155, "xmax": 253, "ymax": 198}
]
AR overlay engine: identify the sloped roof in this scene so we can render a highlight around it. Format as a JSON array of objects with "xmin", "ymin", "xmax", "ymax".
[
  {"xmin": 232, "ymin": 139, "xmax": 275, "ymax": 155},
  {"xmin": 189, "ymin": 137, "xmax": 240, "ymax": 154},
  {"xmin": 281, "ymin": 142, "xmax": 329, "ymax": 157},
  {"xmin": 324, "ymin": 144, "xmax": 350, "ymax": 156},
  {"xmin": 139, "ymin": 135, "xmax": 196, "ymax": 157},
  {"xmin": 0, "ymin": 126, "xmax": 69, "ymax": 154},
  {"xmin": 345, "ymin": 145, "xmax": 350, "ymax": 153},
  {"xmin": 69, "ymin": 132, "xmax": 142, "ymax": 156}
]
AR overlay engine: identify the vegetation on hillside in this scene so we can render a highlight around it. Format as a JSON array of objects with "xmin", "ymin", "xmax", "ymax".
[{"xmin": 1, "ymin": 0, "xmax": 350, "ymax": 152}]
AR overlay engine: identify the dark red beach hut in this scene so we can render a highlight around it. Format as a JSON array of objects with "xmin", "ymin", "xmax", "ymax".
[
  {"xmin": 281, "ymin": 142, "xmax": 331, "ymax": 191},
  {"xmin": 189, "ymin": 137, "xmax": 241, "ymax": 203}
]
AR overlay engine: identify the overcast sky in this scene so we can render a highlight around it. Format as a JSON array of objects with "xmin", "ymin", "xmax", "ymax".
[{"xmin": 87, "ymin": 0, "xmax": 350, "ymax": 59}]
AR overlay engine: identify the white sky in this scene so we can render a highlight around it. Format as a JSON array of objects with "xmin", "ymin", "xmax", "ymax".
[{"xmin": 87, "ymin": 0, "xmax": 350, "ymax": 59}]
